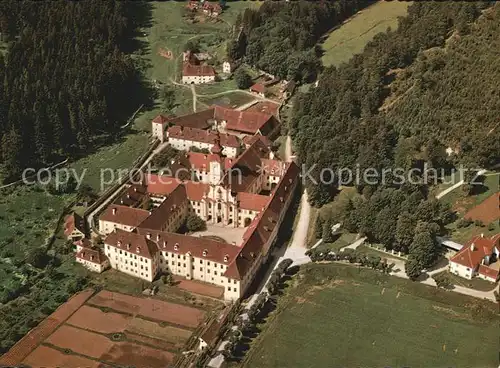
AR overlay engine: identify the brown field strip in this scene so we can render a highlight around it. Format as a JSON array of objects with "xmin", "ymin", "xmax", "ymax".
[
  {"xmin": 0, "ymin": 289, "xmax": 95, "ymax": 365},
  {"xmin": 126, "ymin": 317, "xmax": 192, "ymax": 346},
  {"xmin": 125, "ymin": 331, "xmax": 178, "ymax": 351},
  {"xmin": 45, "ymin": 325, "xmax": 114, "ymax": 359},
  {"xmin": 464, "ymin": 193, "xmax": 500, "ymax": 224},
  {"xmin": 99, "ymin": 341, "xmax": 176, "ymax": 368},
  {"xmin": 89, "ymin": 290, "xmax": 205, "ymax": 328},
  {"xmin": 23, "ymin": 345, "xmax": 104, "ymax": 368},
  {"xmin": 66, "ymin": 305, "xmax": 131, "ymax": 334}
]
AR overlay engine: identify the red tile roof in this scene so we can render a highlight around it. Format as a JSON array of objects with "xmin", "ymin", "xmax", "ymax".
[
  {"xmin": 168, "ymin": 109, "xmax": 214, "ymax": 129},
  {"xmin": 139, "ymin": 185, "xmax": 187, "ymax": 231},
  {"xmin": 250, "ymin": 83, "xmax": 266, "ymax": 94},
  {"xmin": 100, "ymin": 205, "xmax": 151, "ymax": 228},
  {"xmin": 76, "ymin": 247, "xmax": 108, "ymax": 265},
  {"xmin": 64, "ymin": 213, "xmax": 85, "ymax": 237},
  {"xmin": 450, "ymin": 234, "xmax": 500, "ymax": 269},
  {"xmin": 478, "ymin": 264, "xmax": 499, "ymax": 280},
  {"xmin": 105, "ymin": 229, "xmax": 159, "ymax": 260},
  {"xmin": 115, "ymin": 184, "xmax": 148, "ymax": 207},
  {"xmin": 146, "ymin": 173, "xmax": 181, "ymax": 196},
  {"xmin": 213, "ymin": 106, "xmax": 277, "ymax": 135},
  {"xmin": 243, "ymin": 135, "xmax": 272, "ymax": 148},
  {"xmin": 136, "ymin": 229, "xmax": 241, "ymax": 265},
  {"xmin": 260, "ymin": 159, "xmax": 286, "ymax": 176},
  {"xmin": 185, "ymin": 181, "xmax": 209, "ymax": 201},
  {"xmin": 237, "ymin": 193, "xmax": 269, "ymax": 211},
  {"xmin": 183, "ymin": 62, "xmax": 216, "ymax": 77},
  {"xmin": 73, "ymin": 238, "xmax": 93, "ymax": 249},
  {"xmin": 152, "ymin": 115, "xmax": 170, "ymax": 125},
  {"xmin": 167, "ymin": 126, "xmax": 239, "ymax": 148},
  {"xmin": 187, "ymin": 152, "xmax": 233, "ymax": 172}
]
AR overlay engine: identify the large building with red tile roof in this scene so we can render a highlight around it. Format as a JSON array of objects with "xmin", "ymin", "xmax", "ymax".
[
  {"xmin": 449, "ymin": 233, "xmax": 500, "ymax": 282},
  {"xmin": 97, "ymin": 136, "xmax": 300, "ymax": 299},
  {"xmin": 151, "ymin": 106, "xmax": 280, "ymax": 144},
  {"xmin": 182, "ymin": 62, "xmax": 216, "ymax": 84},
  {"xmin": 167, "ymin": 127, "xmax": 241, "ymax": 157}
]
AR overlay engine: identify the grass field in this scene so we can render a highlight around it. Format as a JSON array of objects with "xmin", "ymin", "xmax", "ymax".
[
  {"xmin": 321, "ymin": 1, "xmax": 410, "ymax": 67},
  {"xmin": 198, "ymin": 91, "xmax": 255, "ymax": 108},
  {"xmin": 242, "ymin": 263, "xmax": 499, "ymax": 368}
]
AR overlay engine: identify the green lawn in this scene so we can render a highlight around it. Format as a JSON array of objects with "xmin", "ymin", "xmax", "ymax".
[
  {"xmin": 315, "ymin": 232, "xmax": 358, "ymax": 253},
  {"xmin": 321, "ymin": 1, "xmax": 410, "ymax": 67},
  {"xmin": 434, "ymin": 271, "xmax": 497, "ymax": 293},
  {"xmin": 69, "ymin": 133, "xmax": 150, "ymax": 193},
  {"xmin": 195, "ymin": 79, "xmax": 238, "ymax": 95},
  {"xmin": 0, "ymin": 186, "xmax": 73, "ymax": 259},
  {"xmin": 198, "ymin": 91, "xmax": 255, "ymax": 109},
  {"xmin": 242, "ymin": 264, "xmax": 499, "ymax": 368}
]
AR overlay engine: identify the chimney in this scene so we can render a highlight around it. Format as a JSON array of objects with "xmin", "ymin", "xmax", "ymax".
[
  {"xmin": 232, "ymin": 241, "xmax": 236, "ymax": 245},
  {"xmin": 136, "ymin": 246, "xmax": 141, "ymax": 253},
  {"xmin": 157, "ymin": 234, "xmax": 161, "ymax": 241},
  {"xmin": 127, "ymin": 194, "xmax": 130, "ymax": 199},
  {"xmin": 470, "ymin": 243, "xmax": 475, "ymax": 251},
  {"xmin": 120, "ymin": 199, "xmax": 124, "ymax": 204},
  {"xmin": 146, "ymin": 233, "xmax": 151, "ymax": 240},
  {"xmin": 480, "ymin": 233, "xmax": 484, "ymax": 238},
  {"xmin": 127, "ymin": 243, "xmax": 131, "ymax": 250},
  {"xmin": 112, "ymin": 208, "xmax": 117, "ymax": 215},
  {"xmin": 280, "ymin": 197, "xmax": 284, "ymax": 203},
  {"xmin": 134, "ymin": 187, "xmax": 137, "ymax": 192}
]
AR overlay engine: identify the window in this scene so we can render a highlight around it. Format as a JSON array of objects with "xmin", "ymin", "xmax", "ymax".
[
  {"xmin": 233, "ymin": 288, "xmax": 237, "ymax": 292},
  {"xmin": 214, "ymin": 271, "xmax": 218, "ymax": 275},
  {"xmin": 145, "ymin": 267, "xmax": 148, "ymax": 271},
  {"xmin": 183, "ymin": 263, "xmax": 186, "ymax": 268},
  {"xmin": 233, "ymin": 280, "xmax": 237, "ymax": 284},
  {"xmin": 119, "ymin": 250, "xmax": 122, "ymax": 255},
  {"xmin": 227, "ymin": 286, "xmax": 231, "ymax": 291},
  {"xmin": 200, "ymin": 267, "xmax": 203, "ymax": 271},
  {"xmin": 207, "ymin": 269, "xmax": 210, "ymax": 273},
  {"xmin": 200, "ymin": 260, "xmax": 203, "ymax": 264},
  {"xmin": 141, "ymin": 265, "xmax": 143, "ymax": 270},
  {"xmin": 178, "ymin": 262, "xmax": 181, "ymax": 267}
]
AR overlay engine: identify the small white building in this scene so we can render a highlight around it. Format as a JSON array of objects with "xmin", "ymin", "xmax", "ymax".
[
  {"xmin": 222, "ymin": 61, "xmax": 232, "ymax": 74},
  {"xmin": 76, "ymin": 247, "xmax": 109, "ymax": 273}
]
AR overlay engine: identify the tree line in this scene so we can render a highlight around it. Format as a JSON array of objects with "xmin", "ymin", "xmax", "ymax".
[
  {"xmin": 227, "ymin": 0, "xmax": 371, "ymax": 83},
  {"xmin": 0, "ymin": 0, "xmax": 149, "ymax": 182},
  {"xmin": 290, "ymin": 1, "xmax": 497, "ymax": 207}
]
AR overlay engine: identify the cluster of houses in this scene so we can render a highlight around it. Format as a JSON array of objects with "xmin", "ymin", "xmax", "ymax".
[
  {"xmin": 186, "ymin": 0, "xmax": 223, "ymax": 17},
  {"xmin": 181, "ymin": 50, "xmax": 233, "ymax": 85},
  {"xmin": 64, "ymin": 107, "xmax": 300, "ymax": 301}
]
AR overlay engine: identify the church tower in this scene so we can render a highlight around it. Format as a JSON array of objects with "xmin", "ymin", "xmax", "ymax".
[{"xmin": 209, "ymin": 133, "xmax": 225, "ymax": 185}]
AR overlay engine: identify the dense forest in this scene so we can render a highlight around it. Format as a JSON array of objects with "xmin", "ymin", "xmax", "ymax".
[
  {"xmin": 0, "ymin": 0, "xmax": 148, "ymax": 181},
  {"xmin": 290, "ymin": 1, "xmax": 499, "ymax": 207},
  {"xmin": 227, "ymin": 0, "xmax": 372, "ymax": 82}
]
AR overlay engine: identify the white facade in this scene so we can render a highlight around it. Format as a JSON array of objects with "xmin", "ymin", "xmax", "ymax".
[
  {"xmin": 105, "ymin": 243, "xmax": 158, "ymax": 282},
  {"xmin": 168, "ymin": 136, "xmax": 239, "ymax": 158},
  {"xmin": 152, "ymin": 122, "xmax": 166, "ymax": 142},
  {"xmin": 222, "ymin": 61, "xmax": 232, "ymax": 74},
  {"xmin": 449, "ymin": 261, "xmax": 473, "ymax": 279},
  {"xmin": 99, "ymin": 220, "xmax": 136, "ymax": 235},
  {"xmin": 182, "ymin": 75, "xmax": 215, "ymax": 84}
]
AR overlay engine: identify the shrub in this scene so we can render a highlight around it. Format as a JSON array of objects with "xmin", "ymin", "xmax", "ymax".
[
  {"xmin": 474, "ymin": 219, "xmax": 485, "ymax": 227},
  {"xmin": 456, "ymin": 218, "xmax": 473, "ymax": 228},
  {"xmin": 186, "ymin": 214, "xmax": 207, "ymax": 232}
]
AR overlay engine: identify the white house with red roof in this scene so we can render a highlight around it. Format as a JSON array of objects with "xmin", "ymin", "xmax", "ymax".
[
  {"xmin": 182, "ymin": 62, "xmax": 216, "ymax": 84},
  {"xmin": 449, "ymin": 233, "xmax": 500, "ymax": 282}
]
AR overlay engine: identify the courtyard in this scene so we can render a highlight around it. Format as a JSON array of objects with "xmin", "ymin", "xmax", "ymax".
[{"xmin": 191, "ymin": 223, "xmax": 248, "ymax": 245}]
